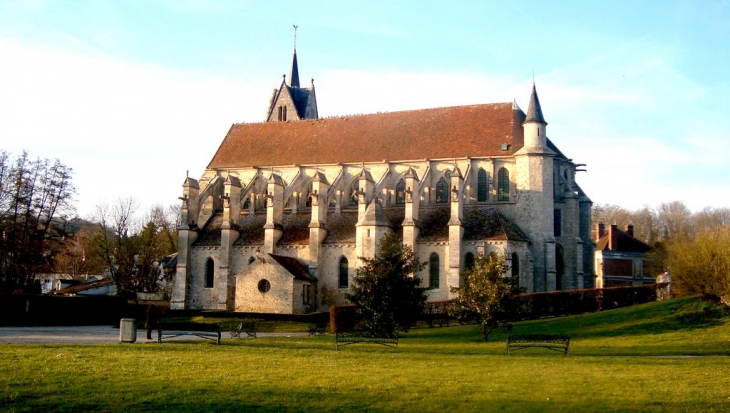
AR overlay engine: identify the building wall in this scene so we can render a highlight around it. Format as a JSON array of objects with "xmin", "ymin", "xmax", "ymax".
[{"xmin": 235, "ymin": 259, "xmax": 295, "ymax": 314}]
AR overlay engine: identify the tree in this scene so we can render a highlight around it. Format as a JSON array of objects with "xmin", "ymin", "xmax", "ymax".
[
  {"xmin": 346, "ymin": 232, "xmax": 427, "ymax": 336},
  {"xmin": 89, "ymin": 198, "xmax": 179, "ymax": 296},
  {"xmin": 450, "ymin": 253, "xmax": 524, "ymax": 342},
  {"xmin": 664, "ymin": 226, "xmax": 730, "ymax": 304},
  {"xmin": 0, "ymin": 150, "xmax": 75, "ymax": 293}
]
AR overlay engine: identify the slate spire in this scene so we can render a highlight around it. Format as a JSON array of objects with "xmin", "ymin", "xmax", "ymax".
[
  {"xmin": 289, "ymin": 48, "xmax": 300, "ymax": 88},
  {"xmin": 524, "ymin": 83, "xmax": 547, "ymax": 124}
]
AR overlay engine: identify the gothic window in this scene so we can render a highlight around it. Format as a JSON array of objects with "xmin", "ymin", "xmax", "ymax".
[
  {"xmin": 277, "ymin": 106, "xmax": 283, "ymax": 121},
  {"xmin": 554, "ymin": 209, "xmax": 562, "ymax": 237},
  {"xmin": 348, "ymin": 183, "xmax": 358, "ymax": 207},
  {"xmin": 338, "ymin": 257, "xmax": 349, "ymax": 288},
  {"xmin": 205, "ymin": 258, "xmax": 214, "ymax": 288},
  {"xmin": 283, "ymin": 106, "xmax": 287, "ymax": 121},
  {"xmin": 477, "ymin": 168, "xmax": 488, "ymax": 202},
  {"xmin": 435, "ymin": 177, "xmax": 449, "ymax": 203},
  {"xmin": 498, "ymin": 167, "xmax": 510, "ymax": 201},
  {"xmin": 429, "ymin": 253, "xmax": 440, "ymax": 289},
  {"xmin": 464, "ymin": 252, "xmax": 475, "ymax": 271},
  {"xmin": 511, "ymin": 252, "xmax": 519, "ymax": 277},
  {"xmin": 243, "ymin": 196, "xmax": 251, "ymax": 210},
  {"xmin": 395, "ymin": 179, "xmax": 406, "ymax": 204}
]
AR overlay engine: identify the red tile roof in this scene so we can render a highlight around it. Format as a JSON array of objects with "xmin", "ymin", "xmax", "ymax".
[{"xmin": 208, "ymin": 103, "xmax": 525, "ymax": 168}]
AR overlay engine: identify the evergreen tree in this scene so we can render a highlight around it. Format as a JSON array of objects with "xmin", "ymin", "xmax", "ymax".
[{"xmin": 346, "ymin": 232, "xmax": 427, "ymax": 336}]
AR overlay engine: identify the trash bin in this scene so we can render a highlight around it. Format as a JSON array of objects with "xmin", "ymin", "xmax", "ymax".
[{"xmin": 119, "ymin": 318, "xmax": 137, "ymax": 343}]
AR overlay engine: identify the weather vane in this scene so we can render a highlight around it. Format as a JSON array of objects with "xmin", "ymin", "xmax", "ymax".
[{"xmin": 293, "ymin": 25, "xmax": 298, "ymax": 49}]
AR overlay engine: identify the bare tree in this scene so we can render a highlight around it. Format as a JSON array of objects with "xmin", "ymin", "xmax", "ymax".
[
  {"xmin": 0, "ymin": 151, "xmax": 75, "ymax": 293},
  {"xmin": 89, "ymin": 199, "xmax": 179, "ymax": 295}
]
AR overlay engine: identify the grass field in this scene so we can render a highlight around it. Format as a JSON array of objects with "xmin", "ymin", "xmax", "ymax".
[{"xmin": 1, "ymin": 296, "xmax": 729, "ymax": 412}]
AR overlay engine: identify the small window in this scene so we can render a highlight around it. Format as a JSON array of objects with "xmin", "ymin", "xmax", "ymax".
[
  {"xmin": 429, "ymin": 253, "xmax": 440, "ymax": 289},
  {"xmin": 283, "ymin": 106, "xmax": 287, "ymax": 121},
  {"xmin": 248, "ymin": 256, "xmax": 255, "ymax": 265},
  {"xmin": 338, "ymin": 257, "xmax": 349, "ymax": 288},
  {"xmin": 511, "ymin": 252, "xmax": 520, "ymax": 277},
  {"xmin": 498, "ymin": 168, "xmax": 510, "ymax": 201},
  {"xmin": 277, "ymin": 106, "xmax": 283, "ymax": 121},
  {"xmin": 258, "ymin": 279, "xmax": 271, "ymax": 293},
  {"xmin": 303, "ymin": 284, "xmax": 311, "ymax": 305},
  {"xmin": 435, "ymin": 177, "xmax": 449, "ymax": 203},
  {"xmin": 395, "ymin": 179, "xmax": 406, "ymax": 204},
  {"xmin": 477, "ymin": 168, "xmax": 488, "ymax": 202},
  {"xmin": 205, "ymin": 258, "xmax": 214, "ymax": 288}
]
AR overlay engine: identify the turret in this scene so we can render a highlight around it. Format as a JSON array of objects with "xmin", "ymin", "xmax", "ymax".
[
  {"xmin": 523, "ymin": 83, "xmax": 548, "ymax": 149},
  {"xmin": 357, "ymin": 168, "xmax": 374, "ymax": 220},
  {"xmin": 448, "ymin": 165, "xmax": 464, "ymax": 296},
  {"xmin": 402, "ymin": 168, "xmax": 420, "ymax": 250},
  {"xmin": 263, "ymin": 173, "xmax": 285, "ymax": 254},
  {"xmin": 309, "ymin": 171, "xmax": 329, "ymax": 275}
]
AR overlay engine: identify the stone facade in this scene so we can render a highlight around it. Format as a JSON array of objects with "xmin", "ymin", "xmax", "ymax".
[{"xmin": 170, "ymin": 50, "xmax": 594, "ymax": 314}]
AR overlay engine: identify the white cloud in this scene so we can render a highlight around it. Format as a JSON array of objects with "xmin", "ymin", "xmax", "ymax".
[
  {"xmin": 0, "ymin": 37, "xmax": 268, "ymax": 217},
  {"xmin": 1, "ymin": 33, "xmax": 728, "ymax": 220}
]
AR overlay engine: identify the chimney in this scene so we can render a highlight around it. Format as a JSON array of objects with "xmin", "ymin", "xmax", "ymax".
[
  {"xmin": 609, "ymin": 224, "xmax": 618, "ymax": 250},
  {"xmin": 627, "ymin": 224, "xmax": 634, "ymax": 237},
  {"xmin": 596, "ymin": 222, "xmax": 606, "ymax": 241}
]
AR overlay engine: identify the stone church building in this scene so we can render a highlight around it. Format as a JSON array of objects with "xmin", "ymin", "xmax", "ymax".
[{"xmin": 171, "ymin": 49, "xmax": 594, "ymax": 313}]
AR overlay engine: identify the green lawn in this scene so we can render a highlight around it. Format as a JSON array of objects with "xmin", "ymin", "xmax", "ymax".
[{"xmin": 1, "ymin": 296, "xmax": 729, "ymax": 412}]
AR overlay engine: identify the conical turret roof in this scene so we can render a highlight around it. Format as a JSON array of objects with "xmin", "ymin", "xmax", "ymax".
[{"xmin": 524, "ymin": 83, "xmax": 547, "ymax": 124}]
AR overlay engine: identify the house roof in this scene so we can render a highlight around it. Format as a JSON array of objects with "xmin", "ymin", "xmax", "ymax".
[
  {"xmin": 596, "ymin": 226, "xmax": 652, "ymax": 253},
  {"xmin": 208, "ymin": 102, "xmax": 526, "ymax": 169},
  {"xmin": 269, "ymin": 254, "xmax": 316, "ymax": 281},
  {"xmin": 53, "ymin": 278, "xmax": 115, "ymax": 295}
]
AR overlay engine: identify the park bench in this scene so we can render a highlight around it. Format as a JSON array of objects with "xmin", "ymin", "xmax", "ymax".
[
  {"xmin": 157, "ymin": 323, "xmax": 221, "ymax": 344},
  {"xmin": 506, "ymin": 334, "xmax": 570, "ymax": 356},
  {"xmin": 230, "ymin": 322, "xmax": 258, "ymax": 339},
  {"xmin": 308, "ymin": 322, "xmax": 327, "ymax": 336},
  {"xmin": 335, "ymin": 330, "xmax": 399, "ymax": 351}
]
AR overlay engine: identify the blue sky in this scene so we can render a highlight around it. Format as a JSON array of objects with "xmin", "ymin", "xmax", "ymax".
[{"xmin": 1, "ymin": 0, "xmax": 728, "ymax": 218}]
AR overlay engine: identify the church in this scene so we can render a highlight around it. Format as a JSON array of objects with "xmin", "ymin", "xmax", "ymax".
[{"xmin": 170, "ymin": 48, "xmax": 594, "ymax": 314}]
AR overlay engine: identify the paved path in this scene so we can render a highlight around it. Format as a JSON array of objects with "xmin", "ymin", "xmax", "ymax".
[{"xmin": 0, "ymin": 326, "xmax": 307, "ymax": 344}]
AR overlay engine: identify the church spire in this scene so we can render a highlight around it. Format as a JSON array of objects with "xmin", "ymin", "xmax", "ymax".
[
  {"xmin": 289, "ymin": 25, "xmax": 300, "ymax": 88},
  {"xmin": 524, "ymin": 83, "xmax": 547, "ymax": 124},
  {"xmin": 290, "ymin": 48, "xmax": 300, "ymax": 88}
]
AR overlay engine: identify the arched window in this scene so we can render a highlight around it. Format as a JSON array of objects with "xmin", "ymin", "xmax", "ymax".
[
  {"xmin": 511, "ymin": 252, "xmax": 519, "ymax": 277},
  {"xmin": 395, "ymin": 179, "xmax": 406, "ymax": 204},
  {"xmin": 243, "ymin": 196, "xmax": 251, "ymax": 210},
  {"xmin": 498, "ymin": 167, "xmax": 510, "ymax": 201},
  {"xmin": 205, "ymin": 258, "xmax": 214, "ymax": 288},
  {"xmin": 348, "ymin": 183, "xmax": 358, "ymax": 207},
  {"xmin": 464, "ymin": 252, "xmax": 475, "ymax": 271},
  {"xmin": 477, "ymin": 168, "xmax": 488, "ymax": 202},
  {"xmin": 435, "ymin": 177, "xmax": 449, "ymax": 203},
  {"xmin": 429, "ymin": 253, "xmax": 440, "ymax": 289},
  {"xmin": 338, "ymin": 257, "xmax": 349, "ymax": 288}
]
